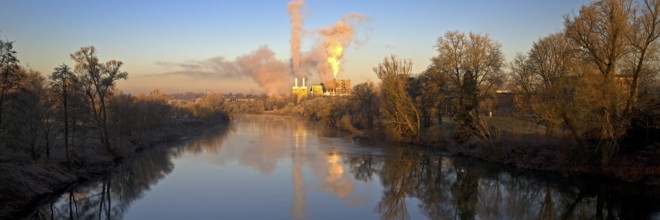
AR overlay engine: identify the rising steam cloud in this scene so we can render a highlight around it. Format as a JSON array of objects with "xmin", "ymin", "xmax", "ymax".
[
  {"xmin": 153, "ymin": 1, "xmax": 368, "ymax": 95},
  {"xmin": 319, "ymin": 13, "xmax": 368, "ymax": 80},
  {"xmin": 155, "ymin": 46, "xmax": 290, "ymax": 95},
  {"xmin": 288, "ymin": 0, "xmax": 305, "ymax": 78}
]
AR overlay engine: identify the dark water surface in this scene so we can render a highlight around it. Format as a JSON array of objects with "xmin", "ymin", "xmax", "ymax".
[{"xmin": 26, "ymin": 115, "xmax": 660, "ymax": 219}]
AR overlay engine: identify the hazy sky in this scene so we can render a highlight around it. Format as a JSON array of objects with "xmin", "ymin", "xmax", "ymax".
[{"xmin": 1, "ymin": 0, "xmax": 591, "ymax": 94}]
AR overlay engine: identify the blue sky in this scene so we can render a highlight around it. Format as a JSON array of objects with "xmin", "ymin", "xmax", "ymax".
[{"xmin": 0, "ymin": 0, "xmax": 591, "ymax": 94}]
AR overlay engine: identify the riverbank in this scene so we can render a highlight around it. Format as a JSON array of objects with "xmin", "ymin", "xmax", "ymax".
[
  {"xmin": 368, "ymin": 127, "xmax": 660, "ymax": 187},
  {"xmin": 0, "ymin": 117, "xmax": 229, "ymax": 219},
  {"xmin": 307, "ymin": 111, "xmax": 660, "ymax": 187},
  {"xmin": 444, "ymin": 137, "xmax": 660, "ymax": 186}
]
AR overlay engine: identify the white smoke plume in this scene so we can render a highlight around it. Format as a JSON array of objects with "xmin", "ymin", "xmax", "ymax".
[
  {"xmin": 316, "ymin": 13, "xmax": 369, "ymax": 85},
  {"xmin": 288, "ymin": 0, "xmax": 305, "ymax": 78},
  {"xmin": 154, "ymin": 46, "xmax": 290, "ymax": 95},
  {"xmin": 152, "ymin": 2, "xmax": 368, "ymax": 96}
]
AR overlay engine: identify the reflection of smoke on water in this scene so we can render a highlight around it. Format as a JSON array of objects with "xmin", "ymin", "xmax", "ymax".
[
  {"xmin": 324, "ymin": 152, "xmax": 351, "ymax": 198},
  {"xmin": 181, "ymin": 115, "xmax": 300, "ymax": 175},
  {"xmin": 291, "ymin": 116, "xmax": 307, "ymax": 219},
  {"xmin": 236, "ymin": 115, "xmax": 371, "ymax": 211}
]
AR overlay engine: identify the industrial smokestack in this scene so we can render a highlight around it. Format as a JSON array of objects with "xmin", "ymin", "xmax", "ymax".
[{"xmin": 295, "ymin": 77, "xmax": 298, "ymax": 87}]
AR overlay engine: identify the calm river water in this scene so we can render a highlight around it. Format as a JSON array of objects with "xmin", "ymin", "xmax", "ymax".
[{"xmin": 26, "ymin": 115, "xmax": 660, "ymax": 219}]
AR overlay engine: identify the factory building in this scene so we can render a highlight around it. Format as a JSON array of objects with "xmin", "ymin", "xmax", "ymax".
[
  {"xmin": 291, "ymin": 77, "xmax": 308, "ymax": 98},
  {"xmin": 311, "ymin": 84, "xmax": 324, "ymax": 96},
  {"xmin": 292, "ymin": 78, "xmax": 351, "ymax": 97},
  {"xmin": 333, "ymin": 79, "xmax": 351, "ymax": 95}
]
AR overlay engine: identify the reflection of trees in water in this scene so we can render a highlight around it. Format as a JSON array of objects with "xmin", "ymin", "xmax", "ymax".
[
  {"xmin": 346, "ymin": 155, "xmax": 380, "ymax": 182},
  {"xmin": 178, "ymin": 124, "xmax": 234, "ymax": 155},
  {"xmin": 344, "ymin": 149, "xmax": 660, "ymax": 220},
  {"xmin": 414, "ymin": 156, "xmax": 452, "ymax": 219},
  {"xmin": 451, "ymin": 165, "xmax": 478, "ymax": 220},
  {"xmin": 374, "ymin": 149, "xmax": 420, "ymax": 220},
  {"xmin": 29, "ymin": 147, "xmax": 171, "ymax": 219},
  {"xmin": 32, "ymin": 180, "xmax": 121, "ymax": 220},
  {"xmin": 28, "ymin": 126, "xmax": 231, "ymax": 219}
]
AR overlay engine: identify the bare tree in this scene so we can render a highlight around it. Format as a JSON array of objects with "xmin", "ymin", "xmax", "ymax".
[
  {"xmin": 510, "ymin": 33, "xmax": 583, "ymax": 137},
  {"xmin": 509, "ymin": 53, "xmax": 536, "ymax": 99},
  {"xmin": 374, "ymin": 55, "xmax": 420, "ymax": 142},
  {"xmin": 188, "ymin": 92, "xmax": 228, "ymax": 120},
  {"xmin": 0, "ymin": 39, "xmax": 20, "ymax": 142},
  {"xmin": 418, "ymin": 63, "xmax": 447, "ymax": 128},
  {"xmin": 350, "ymin": 81, "xmax": 380, "ymax": 129},
  {"xmin": 107, "ymin": 90, "xmax": 173, "ymax": 147},
  {"xmin": 70, "ymin": 46, "xmax": 128, "ymax": 154},
  {"xmin": 13, "ymin": 68, "xmax": 48, "ymax": 159},
  {"xmin": 564, "ymin": 0, "xmax": 660, "ymax": 163},
  {"xmin": 50, "ymin": 64, "xmax": 77, "ymax": 166},
  {"xmin": 432, "ymin": 31, "xmax": 504, "ymax": 142}
]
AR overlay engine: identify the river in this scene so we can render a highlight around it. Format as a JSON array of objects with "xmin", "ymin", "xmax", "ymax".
[{"xmin": 23, "ymin": 114, "xmax": 660, "ymax": 219}]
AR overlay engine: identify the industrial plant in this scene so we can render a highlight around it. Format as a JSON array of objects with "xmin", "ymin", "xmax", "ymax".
[{"xmin": 292, "ymin": 77, "xmax": 351, "ymax": 97}]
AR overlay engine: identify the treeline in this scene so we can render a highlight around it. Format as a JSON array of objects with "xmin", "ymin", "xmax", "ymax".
[
  {"xmin": 0, "ymin": 43, "xmax": 229, "ymax": 166},
  {"xmin": 287, "ymin": 0, "xmax": 660, "ymax": 168}
]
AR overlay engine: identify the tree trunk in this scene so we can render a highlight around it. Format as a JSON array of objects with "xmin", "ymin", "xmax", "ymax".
[{"xmin": 63, "ymin": 78, "xmax": 71, "ymax": 168}]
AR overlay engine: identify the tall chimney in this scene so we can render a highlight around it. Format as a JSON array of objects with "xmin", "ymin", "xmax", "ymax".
[
  {"xmin": 302, "ymin": 77, "xmax": 305, "ymax": 87},
  {"xmin": 294, "ymin": 78, "xmax": 298, "ymax": 87}
]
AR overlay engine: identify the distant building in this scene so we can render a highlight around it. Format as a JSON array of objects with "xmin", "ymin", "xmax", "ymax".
[
  {"xmin": 311, "ymin": 84, "xmax": 325, "ymax": 96},
  {"xmin": 293, "ymin": 78, "xmax": 351, "ymax": 97},
  {"xmin": 333, "ymin": 79, "xmax": 351, "ymax": 95}
]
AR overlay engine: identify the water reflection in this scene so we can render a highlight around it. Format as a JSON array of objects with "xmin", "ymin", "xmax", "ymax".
[
  {"xmin": 27, "ymin": 125, "xmax": 231, "ymax": 219},
  {"xmin": 292, "ymin": 116, "xmax": 306, "ymax": 219},
  {"xmin": 25, "ymin": 115, "xmax": 660, "ymax": 219},
  {"xmin": 345, "ymin": 149, "xmax": 660, "ymax": 220}
]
